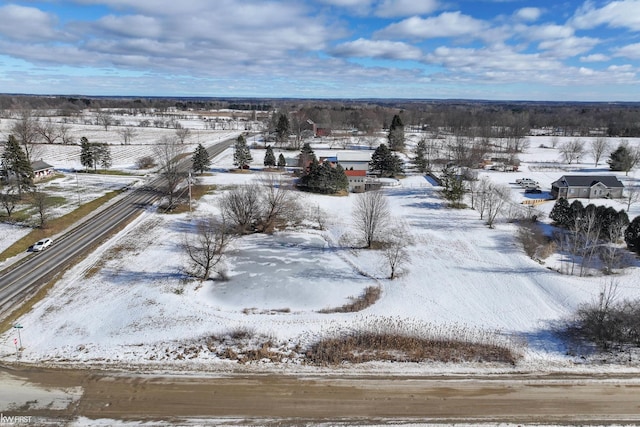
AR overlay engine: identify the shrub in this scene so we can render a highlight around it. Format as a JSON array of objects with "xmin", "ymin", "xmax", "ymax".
[{"xmin": 136, "ymin": 155, "xmax": 156, "ymax": 169}]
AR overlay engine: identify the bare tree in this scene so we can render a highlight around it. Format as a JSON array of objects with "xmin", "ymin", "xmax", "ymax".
[
  {"xmin": 624, "ymin": 185, "xmax": 640, "ymax": 212},
  {"xmin": 381, "ymin": 221, "xmax": 414, "ymax": 279},
  {"xmin": 36, "ymin": 118, "xmax": 61, "ymax": 144},
  {"xmin": 58, "ymin": 123, "xmax": 73, "ymax": 144},
  {"xmin": 590, "ymin": 137, "xmax": 610, "ymax": 167},
  {"xmin": 118, "ymin": 127, "xmax": 137, "ymax": 144},
  {"xmin": 0, "ymin": 183, "xmax": 18, "ymax": 217},
  {"xmin": 183, "ymin": 215, "xmax": 234, "ymax": 280},
  {"xmin": 29, "ymin": 189, "xmax": 52, "ymax": 228},
  {"xmin": 219, "ymin": 185, "xmax": 261, "ymax": 234},
  {"xmin": 353, "ymin": 190, "xmax": 390, "ymax": 248},
  {"xmin": 176, "ymin": 127, "xmax": 191, "ymax": 144},
  {"xmin": 10, "ymin": 110, "xmax": 40, "ymax": 162},
  {"xmin": 473, "ymin": 177, "xmax": 494, "ymax": 220},
  {"xmin": 95, "ymin": 111, "xmax": 114, "ymax": 131},
  {"xmin": 154, "ymin": 136, "xmax": 186, "ymax": 210},
  {"xmin": 559, "ymin": 139, "xmax": 584, "ymax": 164},
  {"xmin": 484, "ymin": 184, "xmax": 510, "ymax": 228},
  {"xmin": 257, "ymin": 175, "xmax": 302, "ymax": 233}
]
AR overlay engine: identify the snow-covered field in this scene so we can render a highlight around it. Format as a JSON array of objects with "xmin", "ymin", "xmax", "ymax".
[{"xmin": 1, "ymin": 123, "xmax": 640, "ymax": 374}]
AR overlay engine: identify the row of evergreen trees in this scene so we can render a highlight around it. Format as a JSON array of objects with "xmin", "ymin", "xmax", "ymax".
[
  {"xmin": 550, "ymin": 197, "xmax": 629, "ymax": 241},
  {"xmin": 549, "ymin": 197, "xmax": 640, "ymax": 253}
]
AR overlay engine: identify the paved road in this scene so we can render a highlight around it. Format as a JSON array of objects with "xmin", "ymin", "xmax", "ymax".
[
  {"xmin": 2, "ymin": 366, "xmax": 640, "ymax": 425},
  {"xmin": 0, "ymin": 135, "xmax": 237, "ymax": 315}
]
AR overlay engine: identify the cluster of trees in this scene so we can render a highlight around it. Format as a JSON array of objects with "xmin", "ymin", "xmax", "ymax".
[
  {"xmin": 351, "ymin": 190, "xmax": 413, "ymax": 279},
  {"xmin": 566, "ymin": 281, "xmax": 640, "ymax": 351},
  {"xmin": 550, "ymin": 198, "xmax": 633, "ymax": 275},
  {"xmin": 80, "ymin": 137, "xmax": 112, "ymax": 171},
  {"xmin": 297, "ymin": 144, "xmax": 348, "ymax": 194},
  {"xmin": 1, "ymin": 135, "xmax": 54, "ymax": 228},
  {"xmin": 183, "ymin": 176, "xmax": 303, "ymax": 280},
  {"xmin": 262, "ymin": 146, "xmax": 286, "ymax": 169}
]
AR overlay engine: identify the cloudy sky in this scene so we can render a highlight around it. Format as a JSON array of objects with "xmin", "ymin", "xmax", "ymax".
[{"xmin": 0, "ymin": 0, "xmax": 639, "ymax": 101}]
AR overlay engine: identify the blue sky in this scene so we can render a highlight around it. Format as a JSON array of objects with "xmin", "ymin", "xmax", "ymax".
[{"xmin": 0, "ymin": 0, "xmax": 639, "ymax": 101}]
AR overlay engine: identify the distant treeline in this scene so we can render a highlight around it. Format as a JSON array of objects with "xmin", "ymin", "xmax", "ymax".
[{"xmin": 1, "ymin": 94, "xmax": 639, "ymax": 137}]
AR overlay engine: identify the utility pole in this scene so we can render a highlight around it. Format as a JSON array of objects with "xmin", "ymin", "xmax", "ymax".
[{"xmin": 188, "ymin": 171, "xmax": 192, "ymax": 213}]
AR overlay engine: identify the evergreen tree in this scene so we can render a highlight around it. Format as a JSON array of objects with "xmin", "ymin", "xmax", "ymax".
[
  {"xmin": 441, "ymin": 164, "xmax": 465, "ymax": 206},
  {"xmin": 233, "ymin": 134, "xmax": 252, "ymax": 169},
  {"xmin": 549, "ymin": 197, "xmax": 572, "ymax": 226},
  {"xmin": 625, "ymin": 216, "xmax": 640, "ymax": 253},
  {"xmin": 1, "ymin": 135, "xmax": 33, "ymax": 196},
  {"xmin": 80, "ymin": 137, "xmax": 94, "ymax": 171},
  {"xmin": 263, "ymin": 145, "xmax": 276, "ymax": 167},
  {"xmin": 369, "ymin": 143, "xmax": 403, "ymax": 177},
  {"xmin": 275, "ymin": 113, "xmax": 290, "ymax": 145},
  {"xmin": 277, "ymin": 153, "xmax": 286, "ymax": 169},
  {"xmin": 569, "ymin": 200, "xmax": 585, "ymax": 227},
  {"xmin": 388, "ymin": 114, "xmax": 405, "ymax": 152},
  {"xmin": 298, "ymin": 160, "xmax": 348, "ymax": 194},
  {"xmin": 412, "ymin": 138, "xmax": 429, "ymax": 173},
  {"xmin": 96, "ymin": 144, "xmax": 112, "ymax": 170},
  {"xmin": 608, "ymin": 143, "xmax": 639, "ymax": 175},
  {"xmin": 192, "ymin": 143, "xmax": 211, "ymax": 174},
  {"xmin": 298, "ymin": 142, "xmax": 315, "ymax": 170}
]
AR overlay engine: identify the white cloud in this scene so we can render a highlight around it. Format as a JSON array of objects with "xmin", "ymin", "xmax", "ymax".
[
  {"xmin": 96, "ymin": 14, "xmax": 163, "ymax": 39},
  {"xmin": 537, "ymin": 36, "xmax": 600, "ymax": 58},
  {"xmin": 523, "ymin": 24, "xmax": 574, "ymax": 41},
  {"xmin": 613, "ymin": 42, "xmax": 640, "ymax": 59},
  {"xmin": 376, "ymin": 12, "xmax": 487, "ymax": 39},
  {"xmin": 0, "ymin": 4, "xmax": 65, "ymax": 42},
  {"xmin": 374, "ymin": 0, "xmax": 440, "ymax": 18},
  {"xmin": 571, "ymin": 0, "xmax": 640, "ymax": 31},
  {"xmin": 331, "ymin": 38, "xmax": 423, "ymax": 59},
  {"xmin": 580, "ymin": 53, "xmax": 610, "ymax": 62},
  {"xmin": 515, "ymin": 7, "xmax": 542, "ymax": 22}
]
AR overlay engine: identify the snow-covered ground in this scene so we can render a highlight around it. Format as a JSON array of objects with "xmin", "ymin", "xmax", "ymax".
[{"xmin": 1, "ymin": 127, "xmax": 640, "ymax": 374}]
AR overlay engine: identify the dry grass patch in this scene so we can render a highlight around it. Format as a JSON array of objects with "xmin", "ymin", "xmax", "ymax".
[
  {"xmin": 305, "ymin": 318, "xmax": 521, "ymax": 365},
  {"xmin": 305, "ymin": 332, "xmax": 517, "ymax": 365},
  {"xmin": 319, "ymin": 286, "xmax": 381, "ymax": 313}
]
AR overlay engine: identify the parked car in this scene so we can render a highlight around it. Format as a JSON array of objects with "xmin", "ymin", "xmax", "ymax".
[
  {"xmin": 516, "ymin": 178, "xmax": 539, "ymax": 187},
  {"xmin": 32, "ymin": 238, "xmax": 53, "ymax": 252},
  {"xmin": 524, "ymin": 187, "xmax": 542, "ymax": 194}
]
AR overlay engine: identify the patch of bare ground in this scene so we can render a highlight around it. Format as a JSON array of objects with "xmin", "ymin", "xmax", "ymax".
[{"xmin": 318, "ymin": 286, "xmax": 381, "ymax": 313}]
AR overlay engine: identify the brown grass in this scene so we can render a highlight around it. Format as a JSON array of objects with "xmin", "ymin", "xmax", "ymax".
[
  {"xmin": 319, "ymin": 286, "xmax": 381, "ymax": 313},
  {"xmin": 305, "ymin": 332, "xmax": 517, "ymax": 365},
  {"xmin": 0, "ymin": 190, "xmax": 123, "ymax": 262}
]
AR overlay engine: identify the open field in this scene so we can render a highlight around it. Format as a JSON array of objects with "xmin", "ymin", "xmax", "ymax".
[{"xmin": 1, "ymin": 116, "xmax": 640, "ymax": 377}]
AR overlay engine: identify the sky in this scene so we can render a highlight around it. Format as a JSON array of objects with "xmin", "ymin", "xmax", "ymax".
[{"xmin": 0, "ymin": 0, "xmax": 639, "ymax": 101}]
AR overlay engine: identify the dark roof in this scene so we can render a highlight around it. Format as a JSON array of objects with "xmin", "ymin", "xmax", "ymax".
[
  {"xmin": 553, "ymin": 175, "xmax": 624, "ymax": 188},
  {"xmin": 31, "ymin": 160, "xmax": 54, "ymax": 172}
]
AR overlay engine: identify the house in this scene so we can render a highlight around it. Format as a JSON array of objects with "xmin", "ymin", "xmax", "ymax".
[
  {"xmin": 306, "ymin": 119, "xmax": 332, "ymax": 137},
  {"xmin": 345, "ymin": 169, "xmax": 380, "ymax": 192},
  {"xmin": 551, "ymin": 175, "xmax": 624, "ymax": 199},
  {"xmin": 345, "ymin": 169, "xmax": 367, "ymax": 192},
  {"xmin": 32, "ymin": 160, "xmax": 55, "ymax": 181},
  {"xmin": 336, "ymin": 151, "xmax": 372, "ymax": 171}
]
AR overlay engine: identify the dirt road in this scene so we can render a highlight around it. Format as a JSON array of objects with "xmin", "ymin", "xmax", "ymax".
[{"xmin": 3, "ymin": 365, "xmax": 640, "ymax": 425}]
